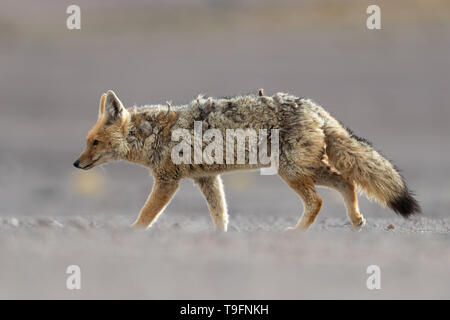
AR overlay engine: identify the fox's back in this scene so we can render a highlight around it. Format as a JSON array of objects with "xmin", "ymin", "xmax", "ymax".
[{"xmin": 175, "ymin": 92, "xmax": 317, "ymax": 140}]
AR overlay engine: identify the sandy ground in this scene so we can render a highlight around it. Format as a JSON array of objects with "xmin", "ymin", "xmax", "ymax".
[
  {"xmin": 0, "ymin": 0, "xmax": 450, "ymax": 299},
  {"xmin": 2, "ymin": 135, "xmax": 449, "ymax": 300},
  {"xmin": 1, "ymin": 214, "xmax": 450, "ymax": 299}
]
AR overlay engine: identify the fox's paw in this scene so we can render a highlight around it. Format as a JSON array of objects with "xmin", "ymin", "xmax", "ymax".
[
  {"xmin": 215, "ymin": 224, "xmax": 228, "ymax": 232},
  {"xmin": 351, "ymin": 216, "xmax": 366, "ymax": 231},
  {"xmin": 131, "ymin": 220, "xmax": 149, "ymax": 229},
  {"xmin": 284, "ymin": 225, "xmax": 308, "ymax": 232}
]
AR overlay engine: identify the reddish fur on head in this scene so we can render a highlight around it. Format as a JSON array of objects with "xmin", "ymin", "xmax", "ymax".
[{"xmin": 74, "ymin": 90, "xmax": 130, "ymax": 170}]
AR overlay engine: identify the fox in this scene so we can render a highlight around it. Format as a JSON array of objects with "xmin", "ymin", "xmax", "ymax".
[{"xmin": 74, "ymin": 89, "xmax": 421, "ymax": 231}]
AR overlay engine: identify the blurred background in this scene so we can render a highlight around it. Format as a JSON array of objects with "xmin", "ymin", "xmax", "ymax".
[{"xmin": 0, "ymin": 0, "xmax": 450, "ymax": 299}]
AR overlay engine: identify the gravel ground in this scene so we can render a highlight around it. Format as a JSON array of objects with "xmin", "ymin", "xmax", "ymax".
[{"xmin": 1, "ymin": 214, "xmax": 449, "ymax": 299}]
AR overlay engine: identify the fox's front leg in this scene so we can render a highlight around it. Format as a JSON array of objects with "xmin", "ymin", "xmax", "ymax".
[
  {"xmin": 194, "ymin": 175, "xmax": 228, "ymax": 232},
  {"xmin": 132, "ymin": 180, "xmax": 179, "ymax": 229}
]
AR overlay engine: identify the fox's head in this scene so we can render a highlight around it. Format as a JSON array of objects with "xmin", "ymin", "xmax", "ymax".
[{"xmin": 74, "ymin": 90, "xmax": 130, "ymax": 170}]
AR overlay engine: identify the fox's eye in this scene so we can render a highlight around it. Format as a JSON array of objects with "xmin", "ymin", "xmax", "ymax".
[{"xmin": 92, "ymin": 140, "xmax": 99, "ymax": 146}]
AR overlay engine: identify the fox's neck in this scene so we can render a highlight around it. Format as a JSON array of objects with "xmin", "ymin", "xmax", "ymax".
[{"xmin": 122, "ymin": 108, "xmax": 165, "ymax": 168}]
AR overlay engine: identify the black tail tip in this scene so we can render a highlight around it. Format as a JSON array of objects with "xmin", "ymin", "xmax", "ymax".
[{"xmin": 388, "ymin": 188, "xmax": 421, "ymax": 218}]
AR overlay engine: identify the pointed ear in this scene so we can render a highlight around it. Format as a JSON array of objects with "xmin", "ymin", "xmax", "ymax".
[
  {"xmin": 104, "ymin": 90, "xmax": 125, "ymax": 123},
  {"xmin": 98, "ymin": 93, "xmax": 107, "ymax": 119}
]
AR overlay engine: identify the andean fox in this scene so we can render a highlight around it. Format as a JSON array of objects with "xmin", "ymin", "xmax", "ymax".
[{"xmin": 74, "ymin": 90, "xmax": 420, "ymax": 231}]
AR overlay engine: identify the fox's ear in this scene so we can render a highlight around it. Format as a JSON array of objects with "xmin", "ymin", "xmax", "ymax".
[
  {"xmin": 98, "ymin": 93, "xmax": 107, "ymax": 118},
  {"xmin": 104, "ymin": 90, "xmax": 125, "ymax": 123}
]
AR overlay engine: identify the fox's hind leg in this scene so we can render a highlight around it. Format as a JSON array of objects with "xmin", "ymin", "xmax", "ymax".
[
  {"xmin": 280, "ymin": 175, "xmax": 322, "ymax": 231},
  {"xmin": 314, "ymin": 166, "xmax": 366, "ymax": 230},
  {"xmin": 194, "ymin": 175, "xmax": 228, "ymax": 232}
]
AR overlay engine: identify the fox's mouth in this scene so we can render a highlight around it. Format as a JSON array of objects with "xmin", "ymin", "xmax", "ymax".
[{"xmin": 80, "ymin": 157, "xmax": 100, "ymax": 170}]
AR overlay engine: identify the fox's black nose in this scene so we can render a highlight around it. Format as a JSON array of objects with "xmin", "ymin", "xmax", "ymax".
[{"xmin": 73, "ymin": 160, "xmax": 80, "ymax": 168}]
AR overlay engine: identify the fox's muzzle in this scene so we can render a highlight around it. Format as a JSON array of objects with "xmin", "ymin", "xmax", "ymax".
[
  {"xmin": 73, "ymin": 158, "xmax": 98, "ymax": 170},
  {"xmin": 74, "ymin": 148, "xmax": 97, "ymax": 169}
]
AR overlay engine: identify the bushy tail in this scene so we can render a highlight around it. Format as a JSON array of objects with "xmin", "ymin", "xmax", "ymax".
[{"xmin": 323, "ymin": 118, "xmax": 421, "ymax": 217}]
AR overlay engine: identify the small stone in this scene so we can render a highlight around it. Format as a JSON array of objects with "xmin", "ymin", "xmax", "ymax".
[
  {"xmin": 51, "ymin": 220, "xmax": 64, "ymax": 228},
  {"xmin": 202, "ymin": 120, "xmax": 209, "ymax": 130},
  {"xmin": 37, "ymin": 217, "xmax": 63, "ymax": 228},
  {"xmin": 10, "ymin": 218, "xmax": 19, "ymax": 227},
  {"xmin": 172, "ymin": 222, "xmax": 181, "ymax": 229},
  {"xmin": 68, "ymin": 217, "xmax": 88, "ymax": 230},
  {"xmin": 225, "ymin": 110, "xmax": 233, "ymax": 117},
  {"xmin": 386, "ymin": 223, "xmax": 395, "ymax": 230}
]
